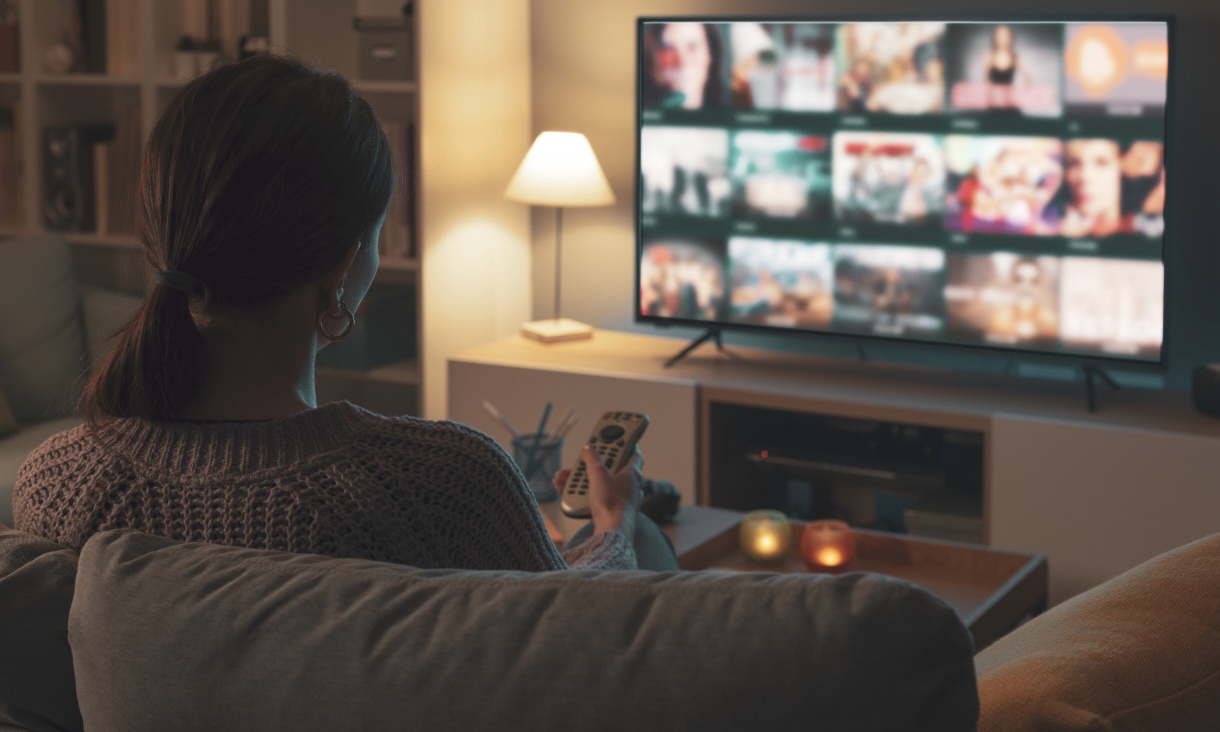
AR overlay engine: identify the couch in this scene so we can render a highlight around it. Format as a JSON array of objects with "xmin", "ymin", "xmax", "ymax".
[
  {"xmin": 1, "ymin": 525, "xmax": 980, "ymax": 731},
  {"xmin": 5, "ymin": 525, "xmax": 1218, "ymax": 732},
  {"xmin": 0, "ymin": 234, "xmax": 142, "ymax": 526}
]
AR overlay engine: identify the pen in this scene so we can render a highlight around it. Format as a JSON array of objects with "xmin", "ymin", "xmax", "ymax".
[
  {"xmin": 482, "ymin": 400, "xmax": 518, "ymax": 439},
  {"xmin": 521, "ymin": 402, "xmax": 554, "ymax": 481}
]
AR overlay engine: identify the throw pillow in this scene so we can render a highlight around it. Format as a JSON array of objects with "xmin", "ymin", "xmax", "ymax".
[
  {"xmin": 0, "ymin": 527, "xmax": 84, "ymax": 732},
  {"xmin": 976, "ymin": 532, "xmax": 1220, "ymax": 731}
]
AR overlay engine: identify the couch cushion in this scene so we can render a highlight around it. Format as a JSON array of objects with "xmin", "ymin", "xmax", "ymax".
[
  {"xmin": 0, "ymin": 527, "xmax": 83, "ymax": 732},
  {"xmin": 0, "ymin": 417, "xmax": 82, "ymax": 528},
  {"xmin": 72, "ymin": 529, "xmax": 978, "ymax": 732},
  {"xmin": 0, "ymin": 235, "xmax": 86, "ymax": 424},
  {"xmin": 976, "ymin": 531, "xmax": 1220, "ymax": 732},
  {"xmin": 79, "ymin": 287, "xmax": 142, "ymax": 368}
]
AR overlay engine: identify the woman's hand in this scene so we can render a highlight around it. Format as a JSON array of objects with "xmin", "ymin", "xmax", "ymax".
[{"xmin": 552, "ymin": 446, "xmax": 644, "ymax": 538}]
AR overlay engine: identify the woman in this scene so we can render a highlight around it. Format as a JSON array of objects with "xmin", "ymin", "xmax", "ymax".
[{"xmin": 14, "ymin": 55, "xmax": 670, "ymax": 572}]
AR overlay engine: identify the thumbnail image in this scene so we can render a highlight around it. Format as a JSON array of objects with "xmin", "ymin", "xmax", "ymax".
[
  {"xmin": 833, "ymin": 132, "xmax": 945, "ymax": 227},
  {"xmin": 945, "ymin": 253, "xmax": 1060, "ymax": 347},
  {"xmin": 728, "ymin": 238, "xmax": 835, "ymax": 329},
  {"xmin": 728, "ymin": 22, "xmax": 836, "ymax": 111},
  {"xmin": 640, "ymin": 126, "xmax": 731, "ymax": 218},
  {"xmin": 835, "ymin": 23, "xmax": 947, "ymax": 115},
  {"xmin": 1044, "ymin": 139, "xmax": 1166, "ymax": 239},
  {"xmin": 943, "ymin": 135, "xmax": 1064, "ymax": 236},
  {"xmin": 729, "ymin": 130, "xmax": 831, "ymax": 220},
  {"xmin": 946, "ymin": 23, "xmax": 1063, "ymax": 117},
  {"xmin": 1065, "ymin": 23, "xmax": 1168, "ymax": 117},
  {"xmin": 641, "ymin": 22, "xmax": 731, "ymax": 110},
  {"xmin": 1058, "ymin": 257, "xmax": 1163, "ymax": 358},
  {"xmin": 639, "ymin": 238, "xmax": 728, "ymax": 322},
  {"xmin": 832, "ymin": 244, "xmax": 946, "ymax": 338}
]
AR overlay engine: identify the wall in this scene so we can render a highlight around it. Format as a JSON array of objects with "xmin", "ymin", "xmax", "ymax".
[
  {"xmin": 419, "ymin": 0, "xmax": 534, "ymax": 419},
  {"xmin": 528, "ymin": 0, "xmax": 1220, "ymax": 391}
]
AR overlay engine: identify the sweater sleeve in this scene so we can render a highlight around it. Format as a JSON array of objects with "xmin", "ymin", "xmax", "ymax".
[
  {"xmin": 446, "ymin": 422, "xmax": 639, "ymax": 570},
  {"xmin": 560, "ymin": 531, "xmax": 637, "ymax": 571},
  {"xmin": 418, "ymin": 422, "xmax": 637, "ymax": 571}
]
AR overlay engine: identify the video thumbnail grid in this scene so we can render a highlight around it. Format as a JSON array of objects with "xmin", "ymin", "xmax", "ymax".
[
  {"xmin": 642, "ymin": 21, "xmax": 1168, "ymax": 119},
  {"xmin": 638, "ymin": 237, "xmax": 1163, "ymax": 359},
  {"xmin": 638, "ymin": 21, "xmax": 1168, "ymax": 360},
  {"xmin": 641, "ymin": 127, "xmax": 1167, "ymax": 244}
]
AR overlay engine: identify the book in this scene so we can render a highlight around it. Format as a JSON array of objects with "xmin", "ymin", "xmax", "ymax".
[
  {"xmin": 107, "ymin": 104, "xmax": 140, "ymax": 235},
  {"xmin": 92, "ymin": 141, "xmax": 109, "ymax": 234},
  {"xmin": 105, "ymin": 0, "xmax": 139, "ymax": 76},
  {"xmin": 0, "ymin": 3, "xmax": 18, "ymax": 73},
  {"xmin": 376, "ymin": 120, "xmax": 414, "ymax": 261},
  {"xmin": 403, "ymin": 121, "xmax": 416, "ymax": 258},
  {"xmin": 77, "ymin": 0, "xmax": 106, "ymax": 73},
  {"xmin": 0, "ymin": 104, "xmax": 23, "ymax": 227}
]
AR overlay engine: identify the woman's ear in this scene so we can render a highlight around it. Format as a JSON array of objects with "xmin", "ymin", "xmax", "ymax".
[{"xmin": 317, "ymin": 241, "xmax": 362, "ymax": 308}]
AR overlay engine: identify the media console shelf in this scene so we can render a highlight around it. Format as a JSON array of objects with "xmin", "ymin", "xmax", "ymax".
[{"xmin": 448, "ymin": 330, "xmax": 1220, "ymax": 606}]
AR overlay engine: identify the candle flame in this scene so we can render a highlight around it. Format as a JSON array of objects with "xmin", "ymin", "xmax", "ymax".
[
  {"xmin": 816, "ymin": 548, "xmax": 843, "ymax": 566},
  {"xmin": 756, "ymin": 533, "xmax": 777, "ymax": 553}
]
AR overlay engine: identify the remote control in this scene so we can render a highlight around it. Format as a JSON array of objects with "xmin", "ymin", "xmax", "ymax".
[{"xmin": 560, "ymin": 411, "xmax": 650, "ymax": 519}]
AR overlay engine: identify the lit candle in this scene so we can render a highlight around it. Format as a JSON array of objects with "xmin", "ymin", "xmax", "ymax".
[
  {"xmin": 801, "ymin": 520, "xmax": 856, "ymax": 573},
  {"xmin": 739, "ymin": 510, "xmax": 792, "ymax": 563}
]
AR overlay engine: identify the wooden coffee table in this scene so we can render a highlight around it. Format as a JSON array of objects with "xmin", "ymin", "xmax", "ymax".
[{"xmin": 541, "ymin": 503, "xmax": 1048, "ymax": 650}]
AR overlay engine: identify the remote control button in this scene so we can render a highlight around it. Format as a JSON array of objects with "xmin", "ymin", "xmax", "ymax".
[
  {"xmin": 600, "ymin": 424, "xmax": 625, "ymax": 441},
  {"xmin": 616, "ymin": 440, "xmax": 625, "ymax": 447}
]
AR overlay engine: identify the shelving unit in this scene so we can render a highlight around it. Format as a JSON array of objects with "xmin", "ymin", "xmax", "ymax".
[{"xmin": 0, "ymin": 0, "xmax": 423, "ymax": 416}]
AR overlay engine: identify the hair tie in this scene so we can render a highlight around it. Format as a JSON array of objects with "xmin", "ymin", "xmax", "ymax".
[{"xmin": 153, "ymin": 269, "xmax": 201, "ymax": 296}]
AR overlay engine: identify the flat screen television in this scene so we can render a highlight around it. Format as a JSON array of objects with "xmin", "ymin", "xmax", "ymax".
[{"xmin": 635, "ymin": 18, "xmax": 1171, "ymax": 364}]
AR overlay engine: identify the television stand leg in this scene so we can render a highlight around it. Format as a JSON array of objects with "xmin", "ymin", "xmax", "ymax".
[
  {"xmin": 1083, "ymin": 364, "xmax": 1120, "ymax": 413},
  {"xmin": 664, "ymin": 328, "xmax": 725, "ymax": 368}
]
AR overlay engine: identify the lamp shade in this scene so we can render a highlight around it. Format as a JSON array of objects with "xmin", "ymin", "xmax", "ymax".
[{"xmin": 504, "ymin": 131, "xmax": 616, "ymax": 207}]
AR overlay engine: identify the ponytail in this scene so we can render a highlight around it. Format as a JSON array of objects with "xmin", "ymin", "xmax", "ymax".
[{"xmin": 82, "ymin": 282, "xmax": 208, "ymax": 424}]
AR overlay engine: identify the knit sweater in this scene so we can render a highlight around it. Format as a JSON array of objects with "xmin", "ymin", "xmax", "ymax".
[{"xmin": 13, "ymin": 401, "xmax": 635, "ymax": 571}]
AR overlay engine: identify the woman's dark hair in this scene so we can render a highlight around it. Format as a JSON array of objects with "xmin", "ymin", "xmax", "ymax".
[
  {"xmin": 641, "ymin": 23, "xmax": 726, "ymax": 109},
  {"xmin": 81, "ymin": 54, "xmax": 395, "ymax": 424}
]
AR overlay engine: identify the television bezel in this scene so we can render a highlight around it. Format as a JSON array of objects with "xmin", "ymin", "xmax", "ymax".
[{"xmin": 633, "ymin": 13, "xmax": 1177, "ymax": 371}]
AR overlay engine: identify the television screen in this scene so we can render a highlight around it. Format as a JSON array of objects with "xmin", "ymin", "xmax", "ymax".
[{"xmin": 637, "ymin": 19, "xmax": 1169, "ymax": 362}]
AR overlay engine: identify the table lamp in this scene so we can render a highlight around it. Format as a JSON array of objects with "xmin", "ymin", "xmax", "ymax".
[{"xmin": 504, "ymin": 131, "xmax": 615, "ymax": 343}]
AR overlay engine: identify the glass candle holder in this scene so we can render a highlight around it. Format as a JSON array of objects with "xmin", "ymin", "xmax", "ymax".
[
  {"xmin": 739, "ymin": 510, "xmax": 792, "ymax": 563},
  {"xmin": 801, "ymin": 520, "xmax": 856, "ymax": 572}
]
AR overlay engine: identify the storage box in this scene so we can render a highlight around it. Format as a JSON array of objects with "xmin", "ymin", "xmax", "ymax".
[
  {"xmin": 353, "ymin": 16, "xmax": 412, "ymax": 82},
  {"xmin": 316, "ymin": 285, "xmax": 416, "ymax": 370}
]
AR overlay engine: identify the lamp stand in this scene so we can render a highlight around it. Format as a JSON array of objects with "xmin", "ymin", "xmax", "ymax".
[{"xmin": 520, "ymin": 207, "xmax": 594, "ymax": 344}]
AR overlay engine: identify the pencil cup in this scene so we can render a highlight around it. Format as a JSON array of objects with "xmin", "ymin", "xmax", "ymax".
[{"xmin": 512, "ymin": 434, "xmax": 563, "ymax": 503}]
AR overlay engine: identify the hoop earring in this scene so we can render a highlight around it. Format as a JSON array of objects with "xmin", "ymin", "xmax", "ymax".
[{"xmin": 318, "ymin": 300, "xmax": 355, "ymax": 341}]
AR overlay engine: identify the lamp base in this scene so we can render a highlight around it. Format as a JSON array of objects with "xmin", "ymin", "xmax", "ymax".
[{"xmin": 520, "ymin": 318, "xmax": 594, "ymax": 344}]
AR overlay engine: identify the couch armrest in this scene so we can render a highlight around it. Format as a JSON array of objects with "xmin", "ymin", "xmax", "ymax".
[{"xmin": 976, "ymin": 532, "xmax": 1220, "ymax": 731}]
